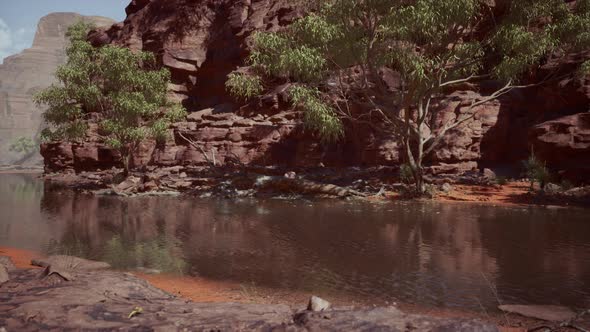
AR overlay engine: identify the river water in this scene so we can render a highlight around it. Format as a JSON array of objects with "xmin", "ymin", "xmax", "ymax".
[{"xmin": 1, "ymin": 172, "xmax": 589, "ymax": 310}]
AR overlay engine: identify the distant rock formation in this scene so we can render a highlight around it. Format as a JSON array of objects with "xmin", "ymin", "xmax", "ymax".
[{"xmin": 0, "ymin": 13, "xmax": 115, "ymax": 166}]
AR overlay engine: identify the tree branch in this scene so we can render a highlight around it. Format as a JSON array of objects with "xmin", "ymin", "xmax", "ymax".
[
  {"xmin": 439, "ymin": 74, "xmax": 490, "ymax": 87},
  {"xmin": 177, "ymin": 131, "xmax": 216, "ymax": 167}
]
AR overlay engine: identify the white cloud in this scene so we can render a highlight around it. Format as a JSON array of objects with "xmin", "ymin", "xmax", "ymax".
[{"xmin": 0, "ymin": 18, "xmax": 33, "ymax": 64}]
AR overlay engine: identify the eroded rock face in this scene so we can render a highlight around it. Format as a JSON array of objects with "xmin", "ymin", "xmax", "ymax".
[
  {"xmin": 529, "ymin": 112, "xmax": 590, "ymax": 183},
  {"xmin": 42, "ymin": 1, "xmax": 502, "ymax": 173},
  {"xmin": 0, "ymin": 13, "xmax": 115, "ymax": 166},
  {"xmin": 41, "ymin": 1, "xmax": 590, "ymax": 177}
]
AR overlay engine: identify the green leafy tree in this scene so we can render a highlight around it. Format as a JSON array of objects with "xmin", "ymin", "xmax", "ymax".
[
  {"xmin": 35, "ymin": 21, "xmax": 187, "ymax": 175},
  {"xmin": 9, "ymin": 137, "xmax": 38, "ymax": 154},
  {"xmin": 226, "ymin": 0, "xmax": 590, "ymax": 194}
]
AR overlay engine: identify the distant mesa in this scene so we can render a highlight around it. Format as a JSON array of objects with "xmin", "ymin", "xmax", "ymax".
[{"xmin": 0, "ymin": 12, "xmax": 115, "ymax": 167}]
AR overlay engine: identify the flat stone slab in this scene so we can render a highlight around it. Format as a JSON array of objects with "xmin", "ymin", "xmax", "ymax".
[
  {"xmin": 499, "ymin": 305, "xmax": 576, "ymax": 322},
  {"xmin": 31, "ymin": 255, "xmax": 111, "ymax": 271},
  {"xmin": 0, "ymin": 256, "xmax": 498, "ymax": 331}
]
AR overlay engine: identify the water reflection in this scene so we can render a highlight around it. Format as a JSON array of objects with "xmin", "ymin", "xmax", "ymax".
[{"xmin": 1, "ymin": 173, "xmax": 590, "ymax": 310}]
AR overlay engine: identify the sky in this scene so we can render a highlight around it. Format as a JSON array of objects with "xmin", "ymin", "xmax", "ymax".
[{"xmin": 0, "ymin": 0, "xmax": 128, "ymax": 63}]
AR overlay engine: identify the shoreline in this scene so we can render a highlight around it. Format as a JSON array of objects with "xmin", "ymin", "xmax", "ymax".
[
  {"xmin": 3, "ymin": 167, "xmax": 588, "ymax": 208},
  {"xmin": 35, "ymin": 168, "xmax": 590, "ymax": 208},
  {"xmin": 0, "ymin": 246, "xmax": 558, "ymax": 331}
]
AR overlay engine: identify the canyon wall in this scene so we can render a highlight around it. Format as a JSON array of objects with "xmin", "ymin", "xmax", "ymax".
[
  {"xmin": 42, "ymin": 1, "xmax": 590, "ymax": 182},
  {"xmin": 0, "ymin": 13, "xmax": 115, "ymax": 166}
]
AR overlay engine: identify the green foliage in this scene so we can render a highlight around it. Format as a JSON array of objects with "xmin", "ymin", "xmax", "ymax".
[
  {"xmin": 399, "ymin": 163, "xmax": 414, "ymax": 185},
  {"xmin": 34, "ymin": 21, "xmax": 187, "ymax": 170},
  {"xmin": 578, "ymin": 60, "xmax": 590, "ymax": 78},
  {"xmin": 226, "ymin": 0, "xmax": 590, "ymax": 193},
  {"xmin": 290, "ymin": 14, "xmax": 342, "ymax": 49},
  {"xmin": 249, "ymin": 31, "xmax": 327, "ymax": 82},
  {"xmin": 227, "ymin": 15, "xmax": 344, "ymax": 140},
  {"xmin": 289, "ymin": 85, "xmax": 343, "ymax": 142},
  {"xmin": 225, "ymin": 73, "xmax": 264, "ymax": 100},
  {"xmin": 523, "ymin": 152, "xmax": 551, "ymax": 190},
  {"xmin": 492, "ymin": 24, "xmax": 552, "ymax": 81},
  {"xmin": 9, "ymin": 137, "xmax": 38, "ymax": 154}
]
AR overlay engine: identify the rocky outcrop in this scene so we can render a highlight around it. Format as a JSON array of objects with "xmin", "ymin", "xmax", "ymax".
[
  {"xmin": 0, "ymin": 13, "xmax": 115, "ymax": 166},
  {"xmin": 529, "ymin": 112, "xmax": 590, "ymax": 182},
  {"xmin": 41, "ymin": 1, "xmax": 501, "ymax": 173},
  {"xmin": 0, "ymin": 255, "xmax": 498, "ymax": 331},
  {"xmin": 41, "ymin": 1, "xmax": 590, "ymax": 181}
]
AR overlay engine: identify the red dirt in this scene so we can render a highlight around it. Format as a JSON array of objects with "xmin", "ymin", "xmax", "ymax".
[
  {"xmin": 0, "ymin": 246, "xmax": 42, "ymax": 269},
  {"xmin": 437, "ymin": 181, "xmax": 531, "ymax": 205},
  {"xmin": 432, "ymin": 181, "xmax": 586, "ymax": 208}
]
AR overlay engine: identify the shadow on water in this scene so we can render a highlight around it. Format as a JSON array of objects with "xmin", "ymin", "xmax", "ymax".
[{"xmin": 1, "ymin": 173, "xmax": 590, "ymax": 311}]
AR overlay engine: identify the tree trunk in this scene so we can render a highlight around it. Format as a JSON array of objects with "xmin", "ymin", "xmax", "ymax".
[
  {"xmin": 413, "ymin": 165, "xmax": 425, "ymax": 194},
  {"xmin": 120, "ymin": 143, "xmax": 138, "ymax": 178},
  {"xmin": 122, "ymin": 153, "xmax": 130, "ymax": 177},
  {"xmin": 403, "ymin": 139, "xmax": 426, "ymax": 195}
]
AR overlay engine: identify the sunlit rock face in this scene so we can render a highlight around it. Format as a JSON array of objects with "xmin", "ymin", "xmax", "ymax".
[{"xmin": 0, "ymin": 13, "xmax": 115, "ymax": 166}]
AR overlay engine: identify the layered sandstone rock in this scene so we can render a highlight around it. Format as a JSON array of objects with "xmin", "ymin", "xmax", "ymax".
[
  {"xmin": 530, "ymin": 112, "xmax": 590, "ymax": 182},
  {"xmin": 0, "ymin": 13, "xmax": 114, "ymax": 166},
  {"xmin": 44, "ymin": 0, "xmax": 499, "ymax": 172},
  {"xmin": 41, "ymin": 1, "xmax": 590, "ymax": 179}
]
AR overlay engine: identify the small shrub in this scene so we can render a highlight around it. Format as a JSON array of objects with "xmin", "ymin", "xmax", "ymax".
[
  {"xmin": 400, "ymin": 163, "xmax": 414, "ymax": 185},
  {"xmin": 523, "ymin": 152, "xmax": 551, "ymax": 190},
  {"xmin": 423, "ymin": 184, "xmax": 437, "ymax": 199},
  {"xmin": 226, "ymin": 73, "xmax": 264, "ymax": 100},
  {"xmin": 496, "ymin": 176, "xmax": 508, "ymax": 186},
  {"xmin": 9, "ymin": 137, "xmax": 38, "ymax": 154}
]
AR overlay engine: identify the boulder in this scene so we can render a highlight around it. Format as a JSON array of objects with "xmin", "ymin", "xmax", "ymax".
[
  {"xmin": 307, "ymin": 296, "xmax": 331, "ymax": 312},
  {"xmin": 483, "ymin": 168, "xmax": 497, "ymax": 180},
  {"xmin": 544, "ymin": 183, "xmax": 562, "ymax": 194},
  {"xmin": 0, "ymin": 256, "xmax": 16, "ymax": 271},
  {"xmin": 441, "ymin": 182, "xmax": 454, "ymax": 193},
  {"xmin": 114, "ymin": 176, "xmax": 142, "ymax": 193}
]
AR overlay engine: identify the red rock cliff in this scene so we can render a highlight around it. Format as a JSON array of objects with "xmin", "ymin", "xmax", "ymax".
[{"xmin": 41, "ymin": 0, "xmax": 590, "ymax": 183}]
